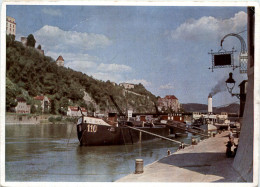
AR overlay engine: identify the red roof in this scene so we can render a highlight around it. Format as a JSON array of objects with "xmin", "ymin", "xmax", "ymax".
[
  {"xmin": 165, "ymin": 95, "xmax": 178, "ymax": 100},
  {"xmin": 16, "ymin": 97, "xmax": 26, "ymax": 102},
  {"xmin": 68, "ymin": 106, "xmax": 87, "ymax": 112},
  {"xmin": 34, "ymin": 96, "xmax": 45, "ymax": 100},
  {"xmin": 56, "ymin": 55, "xmax": 64, "ymax": 61}
]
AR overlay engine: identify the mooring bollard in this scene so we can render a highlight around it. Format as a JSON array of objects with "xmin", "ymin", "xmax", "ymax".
[{"xmin": 135, "ymin": 159, "xmax": 143, "ymax": 174}]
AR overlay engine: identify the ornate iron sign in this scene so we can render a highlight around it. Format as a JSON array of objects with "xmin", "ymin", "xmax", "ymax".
[{"xmin": 208, "ymin": 48, "xmax": 236, "ymax": 72}]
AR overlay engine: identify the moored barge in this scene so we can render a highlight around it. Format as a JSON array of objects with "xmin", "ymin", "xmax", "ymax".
[{"xmin": 77, "ymin": 116, "xmax": 169, "ymax": 146}]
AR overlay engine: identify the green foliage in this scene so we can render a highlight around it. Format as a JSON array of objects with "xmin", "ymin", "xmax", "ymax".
[
  {"xmin": 6, "ymin": 77, "xmax": 21, "ymax": 111},
  {"xmin": 48, "ymin": 116, "xmax": 55, "ymax": 123},
  {"xmin": 6, "ymin": 39, "xmax": 158, "ymax": 114},
  {"xmin": 6, "ymin": 34, "xmax": 15, "ymax": 47},
  {"xmin": 27, "ymin": 34, "xmax": 36, "ymax": 47},
  {"xmin": 55, "ymin": 116, "xmax": 62, "ymax": 121},
  {"xmin": 31, "ymin": 105, "xmax": 37, "ymax": 114}
]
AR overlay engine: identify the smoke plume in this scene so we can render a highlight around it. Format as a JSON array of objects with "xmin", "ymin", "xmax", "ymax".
[{"xmin": 209, "ymin": 77, "xmax": 227, "ymax": 97}]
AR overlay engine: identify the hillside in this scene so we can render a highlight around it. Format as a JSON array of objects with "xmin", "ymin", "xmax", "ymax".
[
  {"xmin": 182, "ymin": 103, "xmax": 240, "ymax": 114},
  {"xmin": 6, "ymin": 35, "xmax": 157, "ymax": 114}
]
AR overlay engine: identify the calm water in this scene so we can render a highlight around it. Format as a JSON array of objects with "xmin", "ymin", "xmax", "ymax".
[{"xmin": 6, "ymin": 124, "xmax": 196, "ymax": 182}]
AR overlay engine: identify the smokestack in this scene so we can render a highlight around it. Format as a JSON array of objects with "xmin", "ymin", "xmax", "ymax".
[{"xmin": 208, "ymin": 94, "xmax": 213, "ymax": 114}]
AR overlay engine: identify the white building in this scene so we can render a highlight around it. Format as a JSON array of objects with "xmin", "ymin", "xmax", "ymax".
[
  {"xmin": 15, "ymin": 97, "xmax": 31, "ymax": 114},
  {"xmin": 6, "ymin": 16, "xmax": 16, "ymax": 36},
  {"xmin": 56, "ymin": 55, "xmax": 64, "ymax": 67},
  {"xmin": 34, "ymin": 95, "xmax": 50, "ymax": 112},
  {"xmin": 157, "ymin": 95, "xmax": 180, "ymax": 113},
  {"xmin": 67, "ymin": 106, "xmax": 87, "ymax": 117},
  {"xmin": 119, "ymin": 83, "xmax": 135, "ymax": 89}
]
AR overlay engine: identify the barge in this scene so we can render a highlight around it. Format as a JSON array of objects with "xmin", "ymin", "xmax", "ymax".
[{"xmin": 77, "ymin": 116, "xmax": 169, "ymax": 146}]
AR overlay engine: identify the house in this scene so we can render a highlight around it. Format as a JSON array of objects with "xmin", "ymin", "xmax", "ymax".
[
  {"xmin": 119, "ymin": 83, "xmax": 135, "ymax": 89},
  {"xmin": 56, "ymin": 55, "xmax": 64, "ymax": 67},
  {"xmin": 157, "ymin": 95, "xmax": 180, "ymax": 113},
  {"xmin": 14, "ymin": 97, "xmax": 31, "ymax": 114},
  {"xmin": 34, "ymin": 95, "xmax": 50, "ymax": 112},
  {"xmin": 67, "ymin": 106, "xmax": 87, "ymax": 117},
  {"xmin": 21, "ymin": 37, "xmax": 27, "ymax": 46},
  {"xmin": 6, "ymin": 16, "xmax": 16, "ymax": 36}
]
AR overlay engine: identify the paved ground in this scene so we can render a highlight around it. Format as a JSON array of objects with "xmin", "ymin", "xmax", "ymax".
[{"xmin": 117, "ymin": 131, "xmax": 245, "ymax": 182}]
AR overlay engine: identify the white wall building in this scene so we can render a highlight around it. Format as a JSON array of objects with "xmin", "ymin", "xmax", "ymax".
[
  {"xmin": 67, "ymin": 106, "xmax": 87, "ymax": 117},
  {"xmin": 119, "ymin": 83, "xmax": 135, "ymax": 89},
  {"xmin": 6, "ymin": 16, "xmax": 16, "ymax": 36},
  {"xmin": 34, "ymin": 95, "xmax": 50, "ymax": 112},
  {"xmin": 15, "ymin": 97, "xmax": 31, "ymax": 114},
  {"xmin": 157, "ymin": 95, "xmax": 180, "ymax": 113},
  {"xmin": 56, "ymin": 55, "xmax": 64, "ymax": 67}
]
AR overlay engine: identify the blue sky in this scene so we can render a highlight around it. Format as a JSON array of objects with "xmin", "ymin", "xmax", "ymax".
[{"xmin": 7, "ymin": 5, "xmax": 248, "ymax": 106}]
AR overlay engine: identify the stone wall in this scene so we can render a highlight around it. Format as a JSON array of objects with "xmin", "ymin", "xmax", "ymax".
[{"xmin": 5, "ymin": 114, "xmax": 49, "ymax": 125}]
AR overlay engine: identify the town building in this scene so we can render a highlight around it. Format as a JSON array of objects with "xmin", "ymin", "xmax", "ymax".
[
  {"xmin": 67, "ymin": 106, "xmax": 87, "ymax": 117},
  {"xmin": 6, "ymin": 16, "xmax": 16, "ymax": 36},
  {"xmin": 119, "ymin": 83, "xmax": 135, "ymax": 89},
  {"xmin": 21, "ymin": 37, "xmax": 27, "ymax": 46},
  {"xmin": 111, "ymin": 82, "xmax": 116, "ymax": 86},
  {"xmin": 34, "ymin": 95, "xmax": 50, "ymax": 112},
  {"xmin": 14, "ymin": 97, "xmax": 31, "ymax": 114},
  {"xmin": 157, "ymin": 95, "xmax": 180, "ymax": 113},
  {"xmin": 56, "ymin": 55, "xmax": 64, "ymax": 67}
]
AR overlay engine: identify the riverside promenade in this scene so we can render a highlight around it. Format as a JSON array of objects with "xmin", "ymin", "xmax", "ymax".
[{"xmin": 117, "ymin": 131, "xmax": 245, "ymax": 182}]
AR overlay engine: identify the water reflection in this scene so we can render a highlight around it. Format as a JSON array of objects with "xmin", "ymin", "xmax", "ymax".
[{"xmin": 6, "ymin": 124, "xmax": 196, "ymax": 182}]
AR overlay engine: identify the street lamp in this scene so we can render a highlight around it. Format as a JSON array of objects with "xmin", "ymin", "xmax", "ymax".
[
  {"xmin": 225, "ymin": 72, "xmax": 241, "ymax": 99},
  {"xmin": 225, "ymin": 72, "xmax": 236, "ymax": 95}
]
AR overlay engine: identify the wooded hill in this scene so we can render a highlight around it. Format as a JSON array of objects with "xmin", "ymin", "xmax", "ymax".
[{"xmin": 6, "ymin": 34, "xmax": 157, "ymax": 115}]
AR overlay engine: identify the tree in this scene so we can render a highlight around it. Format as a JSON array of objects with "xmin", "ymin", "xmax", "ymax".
[
  {"xmin": 6, "ymin": 34, "xmax": 15, "ymax": 47},
  {"xmin": 31, "ymin": 105, "xmax": 37, "ymax": 114},
  {"xmin": 27, "ymin": 34, "xmax": 36, "ymax": 47},
  {"xmin": 50, "ymin": 100, "xmax": 57, "ymax": 114},
  {"xmin": 37, "ymin": 44, "xmax": 41, "ymax": 50}
]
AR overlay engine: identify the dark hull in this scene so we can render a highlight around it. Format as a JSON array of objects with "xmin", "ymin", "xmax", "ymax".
[{"xmin": 77, "ymin": 123, "xmax": 169, "ymax": 146}]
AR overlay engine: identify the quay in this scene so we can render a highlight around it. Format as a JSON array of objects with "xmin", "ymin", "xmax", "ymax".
[{"xmin": 117, "ymin": 131, "xmax": 245, "ymax": 182}]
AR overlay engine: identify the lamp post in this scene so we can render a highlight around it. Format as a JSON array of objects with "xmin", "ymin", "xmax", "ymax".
[
  {"xmin": 225, "ymin": 72, "xmax": 247, "ymax": 117},
  {"xmin": 225, "ymin": 72, "xmax": 236, "ymax": 95}
]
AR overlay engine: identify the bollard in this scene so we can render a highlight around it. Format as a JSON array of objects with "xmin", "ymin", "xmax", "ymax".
[
  {"xmin": 213, "ymin": 133, "xmax": 216, "ymax": 137},
  {"xmin": 135, "ymin": 159, "xmax": 143, "ymax": 174}
]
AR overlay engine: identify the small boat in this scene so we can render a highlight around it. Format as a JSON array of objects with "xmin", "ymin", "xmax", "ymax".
[{"xmin": 77, "ymin": 116, "xmax": 170, "ymax": 146}]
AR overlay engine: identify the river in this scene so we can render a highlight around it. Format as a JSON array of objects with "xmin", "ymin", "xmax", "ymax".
[{"xmin": 5, "ymin": 123, "xmax": 198, "ymax": 182}]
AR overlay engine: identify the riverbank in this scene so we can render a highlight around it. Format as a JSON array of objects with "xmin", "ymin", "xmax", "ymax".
[
  {"xmin": 117, "ymin": 131, "xmax": 244, "ymax": 182},
  {"xmin": 5, "ymin": 113, "xmax": 76, "ymax": 125}
]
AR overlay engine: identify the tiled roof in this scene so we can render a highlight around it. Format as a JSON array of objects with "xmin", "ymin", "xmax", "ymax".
[
  {"xmin": 68, "ymin": 106, "xmax": 87, "ymax": 112},
  {"xmin": 16, "ymin": 97, "xmax": 26, "ymax": 102},
  {"xmin": 165, "ymin": 95, "xmax": 178, "ymax": 100},
  {"xmin": 56, "ymin": 55, "xmax": 64, "ymax": 61},
  {"xmin": 34, "ymin": 96, "xmax": 45, "ymax": 100}
]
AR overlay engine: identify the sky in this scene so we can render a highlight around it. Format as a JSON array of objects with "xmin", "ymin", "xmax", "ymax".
[{"xmin": 6, "ymin": 5, "xmax": 248, "ymax": 107}]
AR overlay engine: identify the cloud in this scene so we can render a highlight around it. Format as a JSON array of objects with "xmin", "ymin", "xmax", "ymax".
[
  {"xmin": 170, "ymin": 11, "xmax": 247, "ymax": 42},
  {"xmin": 44, "ymin": 51, "xmax": 132, "ymax": 83},
  {"xmin": 42, "ymin": 8, "xmax": 62, "ymax": 16},
  {"xmin": 159, "ymin": 83, "xmax": 174, "ymax": 90},
  {"xmin": 125, "ymin": 79, "xmax": 152, "ymax": 87},
  {"xmin": 97, "ymin": 63, "xmax": 132, "ymax": 73},
  {"xmin": 34, "ymin": 25, "xmax": 112, "ymax": 53}
]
